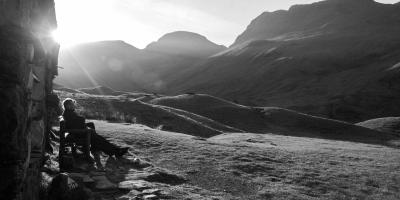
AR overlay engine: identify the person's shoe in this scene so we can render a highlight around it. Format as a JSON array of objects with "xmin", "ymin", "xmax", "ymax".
[{"xmin": 115, "ymin": 147, "xmax": 129, "ymax": 158}]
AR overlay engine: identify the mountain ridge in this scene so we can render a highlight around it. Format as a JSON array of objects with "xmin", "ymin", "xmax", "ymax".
[
  {"xmin": 165, "ymin": 0, "xmax": 400, "ymax": 122},
  {"xmin": 56, "ymin": 31, "xmax": 226, "ymax": 92},
  {"xmin": 145, "ymin": 31, "xmax": 226, "ymax": 57},
  {"xmin": 232, "ymin": 0, "xmax": 400, "ymax": 46},
  {"xmin": 56, "ymin": 0, "xmax": 400, "ymax": 122}
]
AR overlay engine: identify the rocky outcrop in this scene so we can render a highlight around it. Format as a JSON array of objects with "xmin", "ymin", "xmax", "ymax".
[{"xmin": 0, "ymin": 0, "xmax": 59, "ymax": 199}]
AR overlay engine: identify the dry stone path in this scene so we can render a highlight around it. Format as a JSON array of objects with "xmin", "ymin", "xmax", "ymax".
[{"xmin": 51, "ymin": 151, "xmax": 190, "ymax": 200}]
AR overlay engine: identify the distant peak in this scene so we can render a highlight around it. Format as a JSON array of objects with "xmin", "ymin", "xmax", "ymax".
[
  {"xmin": 327, "ymin": 0, "xmax": 374, "ymax": 2},
  {"xmin": 321, "ymin": 0, "xmax": 377, "ymax": 6},
  {"xmin": 288, "ymin": 0, "xmax": 376, "ymax": 10},
  {"xmin": 232, "ymin": 0, "xmax": 398, "ymax": 46},
  {"xmin": 71, "ymin": 40, "xmax": 139, "ymax": 50},
  {"xmin": 157, "ymin": 31, "xmax": 209, "ymax": 42},
  {"xmin": 164, "ymin": 31, "xmax": 205, "ymax": 37},
  {"xmin": 145, "ymin": 31, "xmax": 226, "ymax": 57},
  {"xmin": 88, "ymin": 40, "xmax": 128, "ymax": 45},
  {"xmin": 97, "ymin": 40, "xmax": 136, "ymax": 47}
]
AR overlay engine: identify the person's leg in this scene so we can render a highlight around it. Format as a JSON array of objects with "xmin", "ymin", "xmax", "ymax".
[
  {"xmin": 87, "ymin": 122, "xmax": 129, "ymax": 157},
  {"xmin": 91, "ymin": 132, "xmax": 119, "ymax": 156}
]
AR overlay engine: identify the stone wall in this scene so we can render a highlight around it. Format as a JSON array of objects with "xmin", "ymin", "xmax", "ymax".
[{"xmin": 0, "ymin": 0, "xmax": 59, "ymax": 199}]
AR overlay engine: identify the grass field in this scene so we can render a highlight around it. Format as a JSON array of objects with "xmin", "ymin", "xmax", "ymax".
[
  {"xmin": 94, "ymin": 120, "xmax": 400, "ymax": 200},
  {"xmin": 55, "ymin": 90, "xmax": 400, "ymax": 199}
]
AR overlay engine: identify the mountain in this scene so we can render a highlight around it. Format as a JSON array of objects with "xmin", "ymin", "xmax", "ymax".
[
  {"xmin": 55, "ymin": 32, "xmax": 226, "ymax": 92},
  {"xmin": 233, "ymin": 0, "xmax": 400, "ymax": 46},
  {"xmin": 55, "ymin": 40, "xmax": 144, "ymax": 92},
  {"xmin": 136, "ymin": 31, "xmax": 226, "ymax": 91},
  {"xmin": 145, "ymin": 31, "xmax": 226, "ymax": 57},
  {"xmin": 55, "ymin": 0, "xmax": 400, "ymax": 122},
  {"xmin": 167, "ymin": 0, "xmax": 400, "ymax": 122}
]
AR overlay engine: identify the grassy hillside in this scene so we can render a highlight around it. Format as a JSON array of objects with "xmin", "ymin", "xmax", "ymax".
[
  {"xmin": 93, "ymin": 120, "xmax": 400, "ymax": 200},
  {"xmin": 357, "ymin": 117, "xmax": 400, "ymax": 134},
  {"xmin": 57, "ymin": 91, "xmax": 400, "ymax": 146},
  {"xmin": 56, "ymin": 91, "xmax": 240, "ymax": 137},
  {"xmin": 150, "ymin": 94, "xmax": 267, "ymax": 132},
  {"xmin": 258, "ymin": 107, "xmax": 399, "ymax": 146}
]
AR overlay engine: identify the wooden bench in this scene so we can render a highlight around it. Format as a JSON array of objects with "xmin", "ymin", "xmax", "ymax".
[{"xmin": 59, "ymin": 120, "xmax": 93, "ymax": 171}]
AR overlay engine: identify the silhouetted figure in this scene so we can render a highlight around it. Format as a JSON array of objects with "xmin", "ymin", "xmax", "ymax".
[{"xmin": 62, "ymin": 98, "xmax": 128, "ymax": 158}]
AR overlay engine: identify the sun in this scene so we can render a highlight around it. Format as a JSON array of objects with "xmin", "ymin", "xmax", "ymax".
[
  {"xmin": 50, "ymin": 28, "xmax": 90, "ymax": 47},
  {"xmin": 51, "ymin": 29, "xmax": 61, "ymax": 44},
  {"xmin": 50, "ymin": 28, "xmax": 78, "ymax": 47}
]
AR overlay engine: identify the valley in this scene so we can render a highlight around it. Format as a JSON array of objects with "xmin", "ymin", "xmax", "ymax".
[
  {"xmin": 56, "ymin": 0, "xmax": 400, "ymax": 122},
  {"xmin": 51, "ymin": 1, "xmax": 400, "ymax": 199},
  {"xmin": 52, "ymin": 87, "xmax": 400, "ymax": 199}
]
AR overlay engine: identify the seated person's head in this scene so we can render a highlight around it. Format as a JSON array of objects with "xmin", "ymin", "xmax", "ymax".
[{"xmin": 62, "ymin": 98, "xmax": 76, "ymax": 111}]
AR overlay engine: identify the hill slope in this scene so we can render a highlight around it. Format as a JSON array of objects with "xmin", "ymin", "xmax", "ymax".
[
  {"xmin": 78, "ymin": 86, "xmax": 131, "ymax": 96},
  {"xmin": 168, "ymin": 0, "xmax": 400, "ymax": 122},
  {"xmin": 150, "ymin": 93, "xmax": 399, "ymax": 146},
  {"xmin": 57, "ymin": 90, "xmax": 399, "ymax": 146},
  {"xmin": 55, "ymin": 91, "xmax": 241, "ymax": 137},
  {"xmin": 150, "ymin": 94, "xmax": 271, "ymax": 133},
  {"xmin": 357, "ymin": 117, "xmax": 400, "ymax": 134}
]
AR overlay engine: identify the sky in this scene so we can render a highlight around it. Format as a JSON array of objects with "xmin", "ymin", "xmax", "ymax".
[{"xmin": 53, "ymin": 0, "xmax": 398, "ymax": 48}]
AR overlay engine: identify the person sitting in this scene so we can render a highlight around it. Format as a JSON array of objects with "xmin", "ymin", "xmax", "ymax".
[{"xmin": 61, "ymin": 98, "xmax": 128, "ymax": 158}]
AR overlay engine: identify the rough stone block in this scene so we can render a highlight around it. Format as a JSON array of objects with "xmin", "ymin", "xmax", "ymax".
[
  {"xmin": 142, "ymin": 188, "xmax": 161, "ymax": 194},
  {"xmin": 118, "ymin": 180, "xmax": 155, "ymax": 191},
  {"xmin": 143, "ymin": 194, "xmax": 158, "ymax": 200},
  {"xmin": 31, "ymin": 65, "xmax": 46, "ymax": 100},
  {"xmin": 124, "ymin": 171, "xmax": 156, "ymax": 181},
  {"xmin": 30, "ymin": 120, "xmax": 44, "ymax": 151},
  {"xmin": 91, "ymin": 176, "xmax": 117, "ymax": 190},
  {"xmin": 116, "ymin": 190, "xmax": 141, "ymax": 200}
]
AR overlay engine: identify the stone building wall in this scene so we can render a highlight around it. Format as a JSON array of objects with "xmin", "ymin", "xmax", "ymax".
[{"xmin": 0, "ymin": 0, "xmax": 59, "ymax": 199}]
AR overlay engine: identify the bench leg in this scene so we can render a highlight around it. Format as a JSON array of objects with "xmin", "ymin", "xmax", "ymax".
[
  {"xmin": 85, "ymin": 132, "xmax": 91, "ymax": 161},
  {"xmin": 60, "ymin": 133, "xmax": 65, "ymax": 172},
  {"xmin": 72, "ymin": 145, "xmax": 78, "ymax": 157}
]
